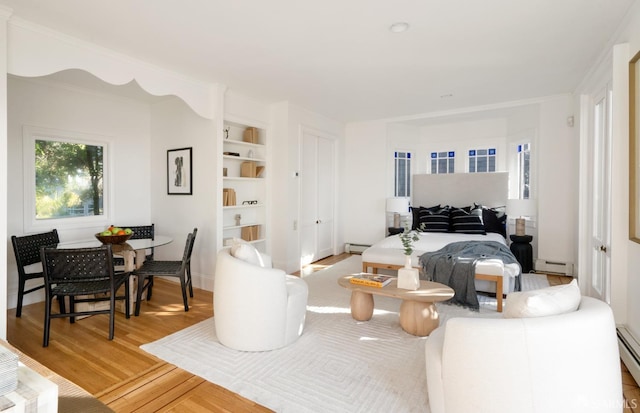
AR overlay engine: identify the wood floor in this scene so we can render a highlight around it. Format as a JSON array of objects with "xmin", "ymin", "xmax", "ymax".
[{"xmin": 6, "ymin": 253, "xmax": 640, "ymax": 412}]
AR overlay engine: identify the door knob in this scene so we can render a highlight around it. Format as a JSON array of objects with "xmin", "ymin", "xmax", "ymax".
[{"xmin": 600, "ymin": 245, "xmax": 607, "ymax": 253}]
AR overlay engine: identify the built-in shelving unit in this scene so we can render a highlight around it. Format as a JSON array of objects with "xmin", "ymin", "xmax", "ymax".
[{"xmin": 221, "ymin": 120, "xmax": 267, "ymax": 250}]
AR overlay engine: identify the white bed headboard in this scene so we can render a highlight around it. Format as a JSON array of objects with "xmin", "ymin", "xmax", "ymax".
[{"xmin": 412, "ymin": 172, "xmax": 508, "ymax": 208}]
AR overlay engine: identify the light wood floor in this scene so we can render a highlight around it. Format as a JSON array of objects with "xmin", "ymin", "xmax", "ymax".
[{"xmin": 6, "ymin": 253, "xmax": 640, "ymax": 412}]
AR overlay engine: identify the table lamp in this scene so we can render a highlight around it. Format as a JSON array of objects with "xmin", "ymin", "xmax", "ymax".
[{"xmin": 386, "ymin": 197, "xmax": 409, "ymax": 228}]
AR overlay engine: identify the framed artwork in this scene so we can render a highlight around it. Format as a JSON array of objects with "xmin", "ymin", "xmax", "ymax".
[
  {"xmin": 631, "ymin": 52, "xmax": 640, "ymax": 243},
  {"xmin": 167, "ymin": 147, "xmax": 192, "ymax": 195}
]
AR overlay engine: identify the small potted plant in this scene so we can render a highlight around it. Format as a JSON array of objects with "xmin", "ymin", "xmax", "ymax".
[{"xmin": 398, "ymin": 226, "xmax": 420, "ymax": 290}]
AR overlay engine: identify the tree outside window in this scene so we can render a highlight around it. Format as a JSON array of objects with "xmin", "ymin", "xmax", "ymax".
[{"xmin": 35, "ymin": 138, "xmax": 104, "ymax": 220}]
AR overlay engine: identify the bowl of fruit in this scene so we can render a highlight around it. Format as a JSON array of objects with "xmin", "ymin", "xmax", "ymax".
[{"xmin": 95, "ymin": 226, "xmax": 134, "ymax": 244}]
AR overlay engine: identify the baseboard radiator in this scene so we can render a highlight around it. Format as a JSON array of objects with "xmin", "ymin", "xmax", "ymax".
[
  {"xmin": 344, "ymin": 243, "xmax": 371, "ymax": 254},
  {"xmin": 618, "ymin": 326, "xmax": 640, "ymax": 385},
  {"xmin": 534, "ymin": 259, "xmax": 574, "ymax": 276}
]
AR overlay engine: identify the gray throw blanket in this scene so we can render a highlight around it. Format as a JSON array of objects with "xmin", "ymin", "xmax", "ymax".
[{"xmin": 419, "ymin": 241, "xmax": 521, "ymax": 311}]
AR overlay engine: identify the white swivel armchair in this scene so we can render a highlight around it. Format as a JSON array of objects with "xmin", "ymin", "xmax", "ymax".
[
  {"xmin": 214, "ymin": 246, "xmax": 308, "ymax": 351},
  {"xmin": 424, "ymin": 295, "xmax": 622, "ymax": 413}
]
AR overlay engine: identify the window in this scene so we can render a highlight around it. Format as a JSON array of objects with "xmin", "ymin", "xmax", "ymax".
[
  {"xmin": 469, "ymin": 148, "xmax": 496, "ymax": 173},
  {"xmin": 430, "ymin": 151, "xmax": 455, "ymax": 174},
  {"xmin": 394, "ymin": 151, "xmax": 411, "ymax": 197},
  {"xmin": 518, "ymin": 143, "xmax": 531, "ymax": 199},
  {"xmin": 24, "ymin": 126, "xmax": 110, "ymax": 232}
]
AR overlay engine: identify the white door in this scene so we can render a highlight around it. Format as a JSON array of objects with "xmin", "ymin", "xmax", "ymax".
[
  {"xmin": 300, "ymin": 131, "xmax": 335, "ymax": 267},
  {"xmin": 589, "ymin": 86, "xmax": 612, "ymax": 302}
]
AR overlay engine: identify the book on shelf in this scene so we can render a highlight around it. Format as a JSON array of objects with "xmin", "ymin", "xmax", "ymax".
[{"xmin": 349, "ymin": 273, "xmax": 395, "ymax": 288}]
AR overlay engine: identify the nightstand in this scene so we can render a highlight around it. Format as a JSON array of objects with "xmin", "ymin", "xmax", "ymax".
[{"xmin": 509, "ymin": 234, "xmax": 533, "ymax": 273}]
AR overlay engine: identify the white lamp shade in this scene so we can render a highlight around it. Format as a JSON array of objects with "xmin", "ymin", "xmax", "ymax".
[{"xmin": 386, "ymin": 197, "xmax": 409, "ymax": 214}]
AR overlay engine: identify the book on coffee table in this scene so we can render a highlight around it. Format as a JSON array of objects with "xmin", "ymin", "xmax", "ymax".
[{"xmin": 349, "ymin": 273, "xmax": 394, "ymax": 288}]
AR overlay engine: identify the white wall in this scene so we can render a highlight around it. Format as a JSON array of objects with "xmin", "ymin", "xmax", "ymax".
[
  {"xmin": 6, "ymin": 75, "xmax": 153, "ymax": 309},
  {"xmin": 149, "ymin": 97, "xmax": 217, "ymax": 291},
  {"xmin": 271, "ymin": 101, "xmax": 345, "ymax": 273}
]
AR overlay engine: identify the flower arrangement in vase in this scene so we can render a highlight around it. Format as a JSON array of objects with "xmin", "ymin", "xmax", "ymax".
[{"xmin": 398, "ymin": 226, "xmax": 420, "ymax": 290}]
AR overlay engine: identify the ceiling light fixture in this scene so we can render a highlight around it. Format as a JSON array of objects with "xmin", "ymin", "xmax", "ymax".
[{"xmin": 389, "ymin": 22, "xmax": 410, "ymax": 33}]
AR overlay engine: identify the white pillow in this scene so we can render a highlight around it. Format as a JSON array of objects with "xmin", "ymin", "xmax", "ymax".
[
  {"xmin": 229, "ymin": 238, "xmax": 264, "ymax": 267},
  {"xmin": 503, "ymin": 279, "xmax": 581, "ymax": 318}
]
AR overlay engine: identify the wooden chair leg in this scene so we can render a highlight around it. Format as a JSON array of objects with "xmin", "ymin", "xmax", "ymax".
[
  {"xmin": 16, "ymin": 279, "xmax": 26, "ymax": 317},
  {"xmin": 43, "ymin": 296, "xmax": 52, "ymax": 347},
  {"xmin": 180, "ymin": 275, "xmax": 189, "ymax": 312},
  {"xmin": 135, "ymin": 274, "xmax": 146, "ymax": 316}
]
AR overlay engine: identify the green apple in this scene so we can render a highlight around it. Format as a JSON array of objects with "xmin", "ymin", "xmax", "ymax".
[
  {"xmin": 100, "ymin": 230, "xmax": 112, "ymax": 236},
  {"xmin": 124, "ymin": 228, "xmax": 133, "ymax": 235},
  {"xmin": 111, "ymin": 227, "xmax": 121, "ymax": 235}
]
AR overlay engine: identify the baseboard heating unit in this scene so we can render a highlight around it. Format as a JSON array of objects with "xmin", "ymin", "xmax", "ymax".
[
  {"xmin": 344, "ymin": 243, "xmax": 371, "ymax": 254},
  {"xmin": 534, "ymin": 259, "xmax": 574, "ymax": 276},
  {"xmin": 618, "ymin": 326, "xmax": 640, "ymax": 385}
]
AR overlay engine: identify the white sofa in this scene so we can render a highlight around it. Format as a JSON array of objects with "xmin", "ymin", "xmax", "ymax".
[
  {"xmin": 425, "ymin": 295, "xmax": 622, "ymax": 413},
  {"xmin": 213, "ymin": 247, "xmax": 308, "ymax": 351}
]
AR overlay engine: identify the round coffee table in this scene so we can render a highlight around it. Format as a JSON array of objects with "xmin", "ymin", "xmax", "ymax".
[{"xmin": 338, "ymin": 274, "xmax": 454, "ymax": 336}]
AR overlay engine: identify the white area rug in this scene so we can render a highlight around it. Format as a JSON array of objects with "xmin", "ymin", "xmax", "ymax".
[{"xmin": 141, "ymin": 255, "xmax": 550, "ymax": 413}]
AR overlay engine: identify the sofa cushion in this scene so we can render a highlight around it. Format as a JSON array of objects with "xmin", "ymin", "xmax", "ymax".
[
  {"xmin": 230, "ymin": 238, "xmax": 264, "ymax": 267},
  {"xmin": 503, "ymin": 279, "xmax": 581, "ymax": 318}
]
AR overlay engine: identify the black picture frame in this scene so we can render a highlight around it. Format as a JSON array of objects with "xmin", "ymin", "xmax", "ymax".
[{"xmin": 167, "ymin": 147, "xmax": 192, "ymax": 195}]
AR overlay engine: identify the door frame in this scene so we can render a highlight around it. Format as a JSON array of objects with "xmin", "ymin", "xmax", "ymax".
[
  {"xmin": 297, "ymin": 125, "xmax": 339, "ymax": 269},
  {"xmin": 578, "ymin": 80, "xmax": 613, "ymax": 302}
]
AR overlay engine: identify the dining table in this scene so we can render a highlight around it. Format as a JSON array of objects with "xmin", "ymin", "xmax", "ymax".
[
  {"xmin": 55, "ymin": 235, "xmax": 173, "ymax": 314},
  {"xmin": 56, "ymin": 235, "xmax": 173, "ymax": 271}
]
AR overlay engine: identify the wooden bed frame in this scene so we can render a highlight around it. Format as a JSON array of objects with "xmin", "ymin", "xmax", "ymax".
[{"xmin": 364, "ymin": 172, "xmax": 510, "ymax": 312}]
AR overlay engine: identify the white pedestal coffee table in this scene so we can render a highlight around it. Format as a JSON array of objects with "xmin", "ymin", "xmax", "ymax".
[{"xmin": 338, "ymin": 275, "xmax": 455, "ymax": 336}]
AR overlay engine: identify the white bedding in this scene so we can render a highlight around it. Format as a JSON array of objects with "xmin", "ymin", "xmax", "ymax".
[{"xmin": 361, "ymin": 232, "xmax": 521, "ymax": 294}]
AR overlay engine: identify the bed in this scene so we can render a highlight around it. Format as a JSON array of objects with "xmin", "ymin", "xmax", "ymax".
[{"xmin": 361, "ymin": 172, "xmax": 521, "ymax": 312}]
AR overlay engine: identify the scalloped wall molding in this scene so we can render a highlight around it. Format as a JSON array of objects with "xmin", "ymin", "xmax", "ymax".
[{"xmin": 6, "ymin": 17, "xmax": 220, "ymax": 119}]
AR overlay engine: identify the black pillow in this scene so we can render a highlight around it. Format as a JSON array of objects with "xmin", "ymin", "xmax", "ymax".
[
  {"xmin": 480, "ymin": 205, "xmax": 507, "ymax": 237},
  {"xmin": 417, "ymin": 207, "xmax": 450, "ymax": 232},
  {"xmin": 450, "ymin": 207, "xmax": 486, "ymax": 234},
  {"xmin": 411, "ymin": 204, "xmax": 441, "ymax": 230}
]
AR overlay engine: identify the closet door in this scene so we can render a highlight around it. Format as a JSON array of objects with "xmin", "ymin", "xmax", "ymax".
[{"xmin": 300, "ymin": 131, "xmax": 335, "ymax": 266}]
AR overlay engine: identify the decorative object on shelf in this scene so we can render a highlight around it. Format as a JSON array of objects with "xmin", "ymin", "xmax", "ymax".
[
  {"xmin": 386, "ymin": 197, "xmax": 409, "ymax": 228},
  {"xmin": 247, "ymin": 149, "xmax": 254, "ymax": 158},
  {"xmin": 398, "ymin": 227, "xmax": 420, "ymax": 290},
  {"xmin": 241, "ymin": 161, "xmax": 257, "ymax": 177},
  {"xmin": 223, "ymin": 151, "xmax": 240, "ymax": 156},
  {"xmin": 243, "ymin": 127, "xmax": 259, "ymax": 144},
  {"xmin": 167, "ymin": 147, "xmax": 192, "ymax": 195},
  {"xmin": 223, "ymin": 126, "xmax": 230, "ymax": 139},
  {"xmin": 223, "ymin": 167, "xmax": 227, "ymax": 177},
  {"xmin": 235, "ymin": 214, "xmax": 242, "ymax": 226},
  {"xmin": 242, "ymin": 200, "xmax": 258, "ymax": 205},
  {"xmin": 223, "ymin": 188, "xmax": 236, "ymax": 206},
  {"xmin": 240, "ymin": 161, "xmax": 265, "ymax": 178},
  {"xmin": 241, "ymin": 225, "xmax": 260, "ymax": 241}
]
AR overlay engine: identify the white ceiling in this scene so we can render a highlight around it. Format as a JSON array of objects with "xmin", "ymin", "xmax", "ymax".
[{"xmin": 0, "ymin": 0, "xmax": 635, "ymax": 122}]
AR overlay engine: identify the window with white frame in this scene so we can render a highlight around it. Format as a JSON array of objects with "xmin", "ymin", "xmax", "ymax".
[
  {"xmin": 23, "ymin": 126, "xmax": 110, "ymax": 232},
  {"xmin": 394, "ymin": 151, "xmax": 411, "ymax": 197},
  {"xmin": 468, "ymin": 148, "xmax": 496, "ymax": 173},
  {"xmin": 430, "ymin": 151, "xmax": 455, "ymax": 174},
  {"xmin": 518, "ymin": 143, "xmax": 531, "ymax": 199}
]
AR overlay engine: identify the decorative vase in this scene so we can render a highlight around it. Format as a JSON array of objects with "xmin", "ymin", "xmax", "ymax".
[{"xmin": 397, "ymin": 254, "xmax": 420, "ymax": 290}]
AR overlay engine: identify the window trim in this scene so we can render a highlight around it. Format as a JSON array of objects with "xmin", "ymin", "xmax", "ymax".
[
  {"xmin": 468, "ymin": 148, "xmax": 497, "ymax": 173},
  {"xmin": 23, "ymin": 126, "xmax": 113, "ymax": 233},
  {"xmin": 393, "ymin": 150, "xmax": 412, "ymax": 197}
]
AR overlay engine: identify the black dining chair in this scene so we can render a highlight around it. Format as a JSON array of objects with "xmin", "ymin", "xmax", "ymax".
[
  {"xmin": 132, "ymin": 228, "xmax": 197, "ymax": 316},
  {"xmin": 40, "ymin": 245, "xmax": 131, "ymax": 347},
  {"xmin": 11, "ymin": 229, "xmax": 60, "ymax": 317},
  {"xmin": 112, "ymin": 224, "xmax": 155, "ymax": 267}
]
